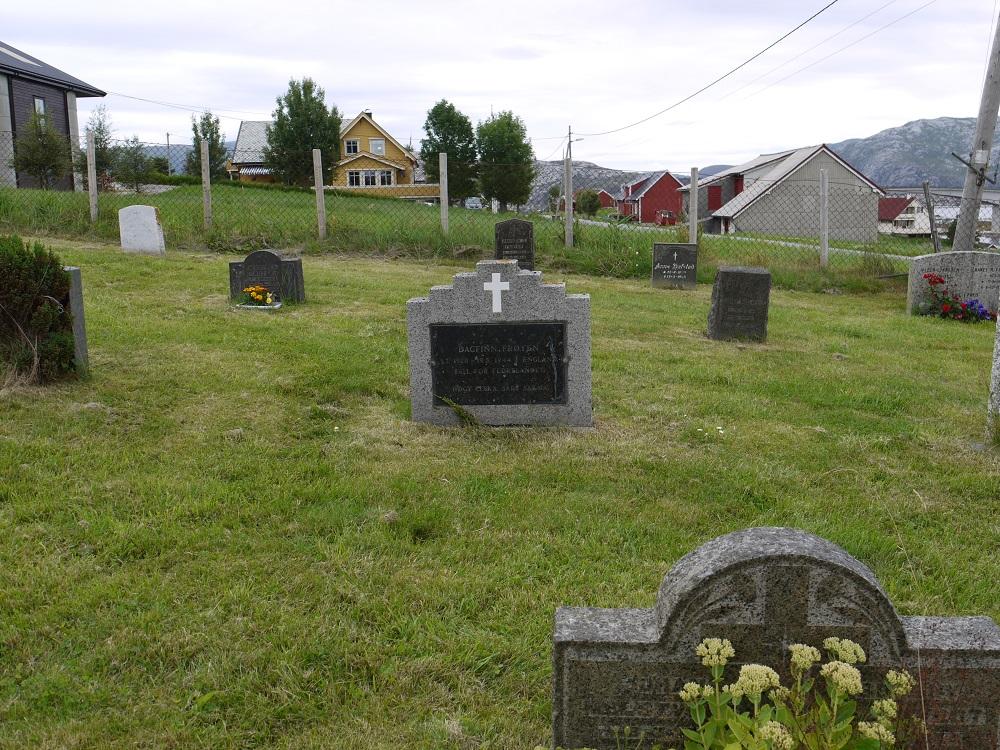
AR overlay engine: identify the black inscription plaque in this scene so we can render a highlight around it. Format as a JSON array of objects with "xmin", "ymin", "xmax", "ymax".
[
  {"xmin": 430, "ymin": 323, "xmax": 567, "ymax": 406},
  {"xmin": 494, "ymin": 218, "xmax": 535, "ymax": 271},
  {"xmin": 229, "ymin": 249, "xmax": 306, "ymax": 303},
  {"xmin": 652, "ymin": 243, "xmax": 698, "ymax": 289},
  {"xmin": 707, "ymin": 266, "xmax": 771, "ymax": 342}
]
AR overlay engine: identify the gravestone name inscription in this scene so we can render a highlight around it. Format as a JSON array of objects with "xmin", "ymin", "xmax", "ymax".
[
  {"xmin": 407, "ymin": 259, "xmax": 591, "ymax": 426},
  {"xmin": 906, "ymin": 250, "xmax": 1000, "ymax": 314},
  {"xmin": 229, "ymin": 249, "xmax": 306, "ymax": 303},
  {"xmin": 651, "ymin": 243, "xmax": 698, "ymax": 290},
  {"xmin": 707, "ymin": 266, "xmax": 771, "ymax": 342},
  {"xmin": 494, "ymin": 218, "xmax": 535, "ymax": 271},
  {"xmin": 552, "ymin": 527, "xmax": 1000, "ymax": 750}
]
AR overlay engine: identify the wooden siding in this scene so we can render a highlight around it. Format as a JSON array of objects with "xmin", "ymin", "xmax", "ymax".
[
  {"xmin": 337, "ymin": 117, "xmax": 415, "ymax": 185},
  {"xmin": 9, "ymin": 78, "xmax": 74, "ymax": 190}
]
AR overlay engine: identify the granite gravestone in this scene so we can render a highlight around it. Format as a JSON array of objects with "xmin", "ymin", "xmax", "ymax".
[
  {"xmin": 552, "ymin": 527, "xmax": 1000, "ymax": 750},
  {"xmin": 495, "ymin": 218, "xmax": 535, "ymax": 271},
  {"xmin": 651, "ymin": 243, "xmax": 698, "ymax": 290},
  {"xmin": 906, "ymin": 250, "xmax": 1000, "ymax": 314},
  {"xmin": 229, "ymin": 249, "xmax": 305, "ymax": 304},
  {"xmin": 707, "ymin": 266, "xmax": 771, "ymax": 342},
  {"xmin": 407, "ymin": 259, "xmax": 591, "ymax": 426},
  {"xmin": 64, "ymin": 266, "xmax": 88, "ymax": 375},
  {"xmin": 119, "ymin": 205, "xmax": 165, "ymax": 255}
]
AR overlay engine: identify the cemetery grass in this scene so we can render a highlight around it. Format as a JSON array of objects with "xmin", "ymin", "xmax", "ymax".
[{"xmin": 2, "ymin": 239, "xmax": 998, "ymax": 749}]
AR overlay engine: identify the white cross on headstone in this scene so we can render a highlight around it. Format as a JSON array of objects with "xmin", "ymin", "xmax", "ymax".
[
  {"xmin": 673, "ymin": 250, "xmax": 678, "ymax": 261},
  {"xmin": 484, "ymin": 272, "xmax": 510, "ymax": 314}
]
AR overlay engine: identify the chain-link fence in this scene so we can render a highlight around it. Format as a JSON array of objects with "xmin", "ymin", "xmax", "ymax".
[{"xmin": 0, "ymin": 133, "xmax": 997, "ymax": 291}]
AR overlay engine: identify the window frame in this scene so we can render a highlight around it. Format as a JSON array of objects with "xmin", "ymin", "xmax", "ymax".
[
  {"xmin": 33, "ymin": 96, "xmax": 46, "ymax": 118},
  {"xmin": 363, "ymin": 169, "xmax": 378, "ymax": 186},
  {"xmin": 369, "ymin": 138, "xmax": 386, "ymax": 156},
  {"xmin": 379, "ymin": 169, "xmax": 393, "ymax": 186},
  {"xmin": 348, "ymin": 170, "xmax": 361, "ymax": 187},
  {"xmin": 345, "ymin": 139, "xmax": 359, "ymax": 155}
]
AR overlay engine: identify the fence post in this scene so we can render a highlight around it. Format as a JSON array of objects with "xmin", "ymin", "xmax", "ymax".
[
  {"xmin": 565, "ymin": 149, "xmax": 574, "ymax": 248},
  {"xmin": 200, "ymin": 139, "xmax": 212, "ymax": 231},
  {"xmin": 439, "ymin": 152, "xmax": 449, "ymax": 234},
  {"xmin": 819, "ymin": 168, "xmax": 829, "ymax": 267},
  {"xmin": 312, "ymin": 148, "xmax": 327, "ymax": 240},
  {"xmin": 923, "ymin": 180, "xmax": 941, "ymax": 253},
  {"xmin": 86, "ymin": 130, "xmax": 98, "ymax": 223},
  {"xmin": 689, "ymin": 167, "xmax": 699, "ymax": 242}
]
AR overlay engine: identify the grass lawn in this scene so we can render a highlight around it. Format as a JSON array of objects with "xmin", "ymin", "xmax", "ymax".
[{"xmin": 1, "ymin": 239, "xmax": 998, "ymax": 749}]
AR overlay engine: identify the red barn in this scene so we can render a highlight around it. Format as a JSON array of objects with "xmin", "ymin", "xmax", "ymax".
[
  {"xmin": 597, "ymin": 189, "xmax": 616, "ymax": 208},
  {"xmin": 616, "ymin": 171, "xmax": 684, "ymax": 224}
]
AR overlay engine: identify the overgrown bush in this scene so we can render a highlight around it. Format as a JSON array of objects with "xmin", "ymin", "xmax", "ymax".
[{"xmin": 0, "ymin": 235, "xmax": 76, "ymax": 383}]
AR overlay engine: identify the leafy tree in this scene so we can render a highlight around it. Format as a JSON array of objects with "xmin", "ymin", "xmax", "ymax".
[
  {"xmin": 547, "ymin": 184, "xmax": 561, "ymax": 212},
  {"xmin": 263, "ymin": 78, "xmax": 341, "ymax": 186},
  {"xmin": 476, "ymin": 110, "xmax": 534, "ymax": 211},
  {"xmin": 150, "ymin": 156, "xmax": 169, "ymax": 174},
  {"xmin": 185, "ymin": 111, "xmax": 228, "ymax": 180},
  {"xmin": 10, "ymin": 112, "xmax": 72, "ymax": 189},
  {"xmin": 420, "ymin": 99, "xmax": 477, "ymax": 201},
  {"xmin": 112, "ymin": 136, "xmax": 151, "ymax": 192},
  {"xmin": 576, "ymin": 189, "xmax": 601, "ymax": 217},
  {"xmin": 75, "ymin": 105, "xmax": 115, "ymax": 189}
]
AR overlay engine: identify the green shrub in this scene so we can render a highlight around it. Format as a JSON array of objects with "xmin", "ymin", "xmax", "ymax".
[{"xmin": 0, "ymin": 235, "xmax": 76, "ymax": 382}]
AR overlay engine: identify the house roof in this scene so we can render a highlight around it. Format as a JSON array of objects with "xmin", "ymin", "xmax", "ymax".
[
  {"xmin": 0, "ymin": 41, "xmax": 104, "ymax": 97},
  {"xmin": 677, "ymin": 150, "xmax": 796, "ymax": 193},
  {"xmin": 231, "ymin": 121, "xmax": 269, "ymax": 165},
  {"xmin": 626, "ymin": 171, "xmax": 678, "ymax": 202},
  {"xmin": 879, "ymin": 196, "xmax": 914, "ymax": 222},
  {"xmin": 340, "ymin": 111, "xmax": 417, "ymax": 164}
]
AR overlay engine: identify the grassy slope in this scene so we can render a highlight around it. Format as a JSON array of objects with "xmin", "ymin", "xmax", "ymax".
[{"xmin": 1, "ymin": 240, "xmax": 997, "ymax": 749}]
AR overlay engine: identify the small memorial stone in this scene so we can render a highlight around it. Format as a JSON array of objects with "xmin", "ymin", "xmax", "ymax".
[
  {"xmin": 407, "ymin": 259, "xmax": 591, "ymax": 426},
  {"xmin": 64, "ymin": 266, "xmax": 88, "ymax": 375},
  {"xmin": 552, "ymin": 526, "xmax": 1000, "ymax": 750},
  {"xmin": 707, "ymin": 266, "xmax": 771, "ymax": 342},
  {"xmin": 118, "ymin": 205, "xmax": 165, "ymax": 255},
  {"xmin": 907, "ymin": 250, "xmax": 1000, "ymax": 314},
  {"xmin": 494, "ymin": 218, "xmax": 535, "ymax": 271},
  {"xmin": 229, "ymin": 249, "xmax": 305, "ymax": 304},
  {"xmin": 651, "ymin": 243, "xmax": 697, "ymax": 290}
]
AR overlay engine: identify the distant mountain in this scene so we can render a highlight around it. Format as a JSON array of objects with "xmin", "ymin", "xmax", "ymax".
[
  {"xmin": 829, "ymin": 117, "xmax": 1000, "ymax": 188},
  {"xmin": 698, "ymin": 164, "xmax": 732, "ymax": 178},
  {"xmin": 527, "ymin": 160, "xmax": 663, "ymax": 211},
  {"xmin": 142, "ymin": 140, "xmax": 236, "ymax": 175}
]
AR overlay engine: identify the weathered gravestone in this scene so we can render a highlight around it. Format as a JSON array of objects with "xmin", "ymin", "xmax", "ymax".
[
  {"xmin": 651, "ymin": 243, "xmax": 698, "ymax": 290},
  {"xmin": 229, "ymin": 249, "xmax": 305, "ymax": 304},
  {"xmin": 707, "ymin": 266, "xmax": 771, "ymax": 342},
  {"xmin": 552, "ymin": 527, "xmax": 1000, "ymax": 750},
  {"xmin": 407, "ymin": 259, "xmax": 591, "ymax": 426},
  {"xmin": 495, "ymin": 218, "xmax": 535, "ymax": 271},
  {"xmin": 907, "ymin": 250, "xmax": 1000, "ymax": 315},
  {"xmin": 118, "ymin": 205, "xmax": 165, "ymax": 255},
  {"xmin": 64, "ymin": 266, "xmax": 88, "ymax": 375}
]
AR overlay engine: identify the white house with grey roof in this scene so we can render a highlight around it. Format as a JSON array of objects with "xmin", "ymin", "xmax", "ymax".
[{"xmin": 680, "ymin": 145, "xmax": 883, "ymax": 243}]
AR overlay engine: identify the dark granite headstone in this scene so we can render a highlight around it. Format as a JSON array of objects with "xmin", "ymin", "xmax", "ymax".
[
  {"xmin": 651, "ymin": 243, "xmax": 698, "ymax": 290},
  {"xmin": 494, "ymin": 218, "xmax": 535, "ymax": 271},
  {"xmin": 707, "ymin": 266, "xmax": 770, "ymax": 342},
  {"xmin": 229, "ymin": 249, "xmax": 305, "ymax": 303},
  {"xmin": 553, "ymin": 527, "xmax": 1000, "ymax": 750},
  {"xmin": 64, "ymin": 266, "xmax": 88, "ymax": 376}
]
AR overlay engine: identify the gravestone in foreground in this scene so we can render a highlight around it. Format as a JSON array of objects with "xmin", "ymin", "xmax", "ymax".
[
  {"xmin": 64, "ymin": 266, "xmax": 88, "ymax": 375},
  {"xmin": 651, "ymin": 242, "xmax": 698, "ymax": 290},
  {"xmin": 494, "ymin": 218, "xmax": 535, "ymax": 271},
  {"xmin": 229, "ymin": 249, "xmax": 305, "ymax": 304},
  {"xmin": 553, "ymin": 526, "xmax": 1000, "ymax": 750},
  {"xmin": 118, "ymin": 205, "xmax": 165, "ymax": 255},
  {"xmin": 707, "ymin": 266, "xmax": 771, "ymax": 342},
  {"xmin": 407, "ymin": 259, "xmax": 591, "ymax": 426},
  {"xmin": 907, "ymin": 250, "xmax": 1000, "ymax": 314}
]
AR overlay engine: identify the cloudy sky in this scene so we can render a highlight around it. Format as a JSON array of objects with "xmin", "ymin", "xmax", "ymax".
[{"xmin": 5, "ymin": 0, "xmax": 998, "ymax": 170}]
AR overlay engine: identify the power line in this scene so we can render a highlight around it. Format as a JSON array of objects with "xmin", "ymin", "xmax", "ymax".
[
  {"xmin": 104, "ymin": 91, "xmax": 271, "ymax": 120},
  {"xmin": 575, "ymin": 0, "xmax": 842, "ymax": 138}
]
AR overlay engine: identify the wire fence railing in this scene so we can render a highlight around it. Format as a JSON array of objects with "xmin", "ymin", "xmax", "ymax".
[{"xmin": 0, "ymin": 133, "xmax": 997, "ymax": 291}]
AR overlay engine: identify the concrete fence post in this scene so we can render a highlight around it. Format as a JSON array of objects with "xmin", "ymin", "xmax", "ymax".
[
  {"xmin": 689, "ymin": 167, "xmax": 699, "ymax": 242},
  {"xmin": 439, "ymin": 152, "xmax": 449, "ymax": 234},
  {"xmin": 200, "ymin": 139, "xmax": 212, "ymax": 231},
  {"xmin": 86, "ymin": 130, "xmax": 98, "ymax": 223},
  {"xmin": 819, "ymin": 168, "xmax": 830, "ymax": 268},
  {"xmin": 565, "ymin": 152, "xmax": 574, "ymax": 248},
  {"xmin": 313, "ymin": 148, "xmax": 327, "ymax": 240}
]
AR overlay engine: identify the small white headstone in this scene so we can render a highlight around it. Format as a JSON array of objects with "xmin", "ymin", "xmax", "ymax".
[{"xmin": 119, "ymin": 205, "xmax": 165, "ymax": 255}]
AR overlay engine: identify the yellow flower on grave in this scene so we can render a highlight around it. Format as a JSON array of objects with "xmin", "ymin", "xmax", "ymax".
[
  {"xmin": 730, "ymin": 664, "xmax": 781, "ymax": 697},
  {"xmin": 758, "ymin": 721, "xmax": 793, "ymax": 750},
  {"xmin": 885, "ymin": 669, "xmax": 916, "ymax": 697},
  {"xmin": 823, "ymin": 636, "xmax": 866, "ymax": 665},
  {"xmin": 789, "ymin": 643, "xmax": 822, "ymax": 673},
  {"xmin": 858, "ymin": 721, "xmax": 895, "ymax": 745},
  {"xmin": 695, "ymin": 637, "xmax": 735, "ymax": 667},
  {"xmin": 873, "ymin": 698, "xmax": 897, "ymax": 721},
  {"xmin": 820, "ymin": 660, "xmax": 862, "ymax": 695}
]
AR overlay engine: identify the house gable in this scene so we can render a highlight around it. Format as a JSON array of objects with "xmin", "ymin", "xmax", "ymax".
[{"xmin": 340, "ymin": 112, "xmax": 417, "ymax": 165}]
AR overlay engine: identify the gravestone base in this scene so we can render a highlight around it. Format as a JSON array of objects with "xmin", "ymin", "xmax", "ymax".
[{"xmin": 707, "ymin": 266, "xmax": 771, "ymax": 342}]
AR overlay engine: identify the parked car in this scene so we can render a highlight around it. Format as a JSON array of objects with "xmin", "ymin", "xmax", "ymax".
[
  {"xmin": 464, "ymin": 197, "xmax": 483, "ymax": 210},
  {"xmin": 655, "ymin": 210, "xmax": 677, "ymax": 226}
]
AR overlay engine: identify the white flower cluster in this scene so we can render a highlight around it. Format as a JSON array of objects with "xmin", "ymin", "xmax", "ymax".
[
  {"xmin": 873, "ymin": 698, "xmax": 897, "ymax": 721},
  {"xmin": 758, "ymin": 720, "xmax": 794, "ymax": 750},
  {"xmin": 726, "ymin": 664, "xmax": 781, "ymax": 699},
  {"xmin": 857, "ymin": 720, "xmax": 896, "ymax": 745},
  {"xmin": 820, "ymin": 660, "xmax": 863, "ymax": 696},
  {"xmin": 885, "ymin": 669, "xmax": 916, "ymax": 697},
  {"xmin": 696, "ymin": 637, "xmax": 735, "ymax": 667},
  {"xmin": 823, "ymin": 636, "xmax": 866, "ymax": 665},
  {"xmin": 678, "ymin": 682, "xmax": 713, "ymax": 703},
  {"xmin": 789, "ymin": 643, "xmax": 821, "ymax": 672}
]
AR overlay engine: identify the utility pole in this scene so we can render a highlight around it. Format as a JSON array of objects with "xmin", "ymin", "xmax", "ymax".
[
  {"xmin": 954, "ymin": 13, "xmax": 1000, "ymax": 253},
  {"xmin": 564, "ymin": 126, "xmax": 574, "ymax": 248}
]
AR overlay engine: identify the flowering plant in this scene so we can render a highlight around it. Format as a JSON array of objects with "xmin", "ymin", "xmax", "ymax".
[
  {"xmin": 240, "ymin": 284, "xmax": 277, "ymax": 307},
  {"xmin": 921, "ymin": 273, "xmax": 995, "ymax": 322},
  {"xmin": 672, "ymin": 637, "xmax": 923, "ymax": 750}
]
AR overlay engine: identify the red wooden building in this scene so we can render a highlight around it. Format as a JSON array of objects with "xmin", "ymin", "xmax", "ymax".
[{"xmin": 616, "ymin": 171, "xmax": 684, "ymax": 224}]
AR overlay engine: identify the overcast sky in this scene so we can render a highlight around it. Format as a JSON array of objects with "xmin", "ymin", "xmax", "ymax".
[{"xmin": 5, "ymin": 0, "xmax": 998, "ymax": 170}]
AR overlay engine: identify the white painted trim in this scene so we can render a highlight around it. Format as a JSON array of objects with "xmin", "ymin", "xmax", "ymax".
[{"xmin": 340, "ymin": 111, "xmax": 417, "ymax": 163}]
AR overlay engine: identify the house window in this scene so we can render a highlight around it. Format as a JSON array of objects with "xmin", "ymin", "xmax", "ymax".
[
  {"xmin": 33, "ymin": 97, "xmax": 46, "ymax": 118},
  {"xmin": 363, "ymin": 170, "xmax": 377, "ymax": 186},
  {"xmin": 379, "ymin": 170, "xmax": 393, "ymax": 186},
  {"xmin": 345, "ymin": 139, "xmax": 358, "ymax": 155},
  {"xmin": 369, "ymin": 138, "xmax": 385, "ymax": 156},
  {"xmin": 348, "ymin": 170, "xmax": 361, "ymax": 186}
]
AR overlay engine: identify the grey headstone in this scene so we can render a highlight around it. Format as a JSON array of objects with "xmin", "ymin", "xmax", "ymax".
[
  {"xmin": 907, "ymin": 251, "xmax": 1000, "ymax": 315},
  {"xmin": 64, "ymin": 266, "xmax": 88, "ymax": 376},
  {"xmin": 495, "ymin": 218, "xmax": 535, "ymax": 271},
  {"xmin": 707, "ymin": 266, "xmax": 771, "ymax": 342},
  {"xmin": 229, "ymin": 249, "xmax": 305, "ymax": 303},
  {"xmin": 651, "ymin": 243, "xmax": 698, "ymax": 290},
  {"xmin": 552, "ymin": 527, "xmax": 1000, "ymax": 750},
  {"xmin": 118, "ymin": 205, "xmax": 165, "ymax": 255},
  {"xmin": 407, "ymin": 259, "xmax": 591, "ymax": 426}
]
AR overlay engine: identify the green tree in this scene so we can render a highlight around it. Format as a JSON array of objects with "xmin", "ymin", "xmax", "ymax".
[
  {"xmin": 576, "ymin": 189, "xmax": 601, "ymax": 217},
  {"xmin": 79, "ymin": 105, "xmax": 114, "ymax": 188},
  {"xmin": 112, "ymin": 136, "xmax": 151, "ymax": 192},
  {"xmin": 420, "ymin": 99, "xmax": 477, "ymax": 201},
  {"xmin": 476, "ymin": 110, "xmax": 534, "ymax": 211},
  {"xmin": 185, "ymin": 111, "xmax": 228, "ymax": 180},
  {"xmin": 150, "ymin": 156, "xmax": 169, "ymax": 174},
  {"xmin": 547, "ymin": 183, "xmax": 561, "ymax": 212},
  {"xmin": 10, "ymin": 112, "xmax": 72, "ymax": 189},
  {"xmin": 263, "ymin": 78, "xmax": 341, "ymax": 186}
]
